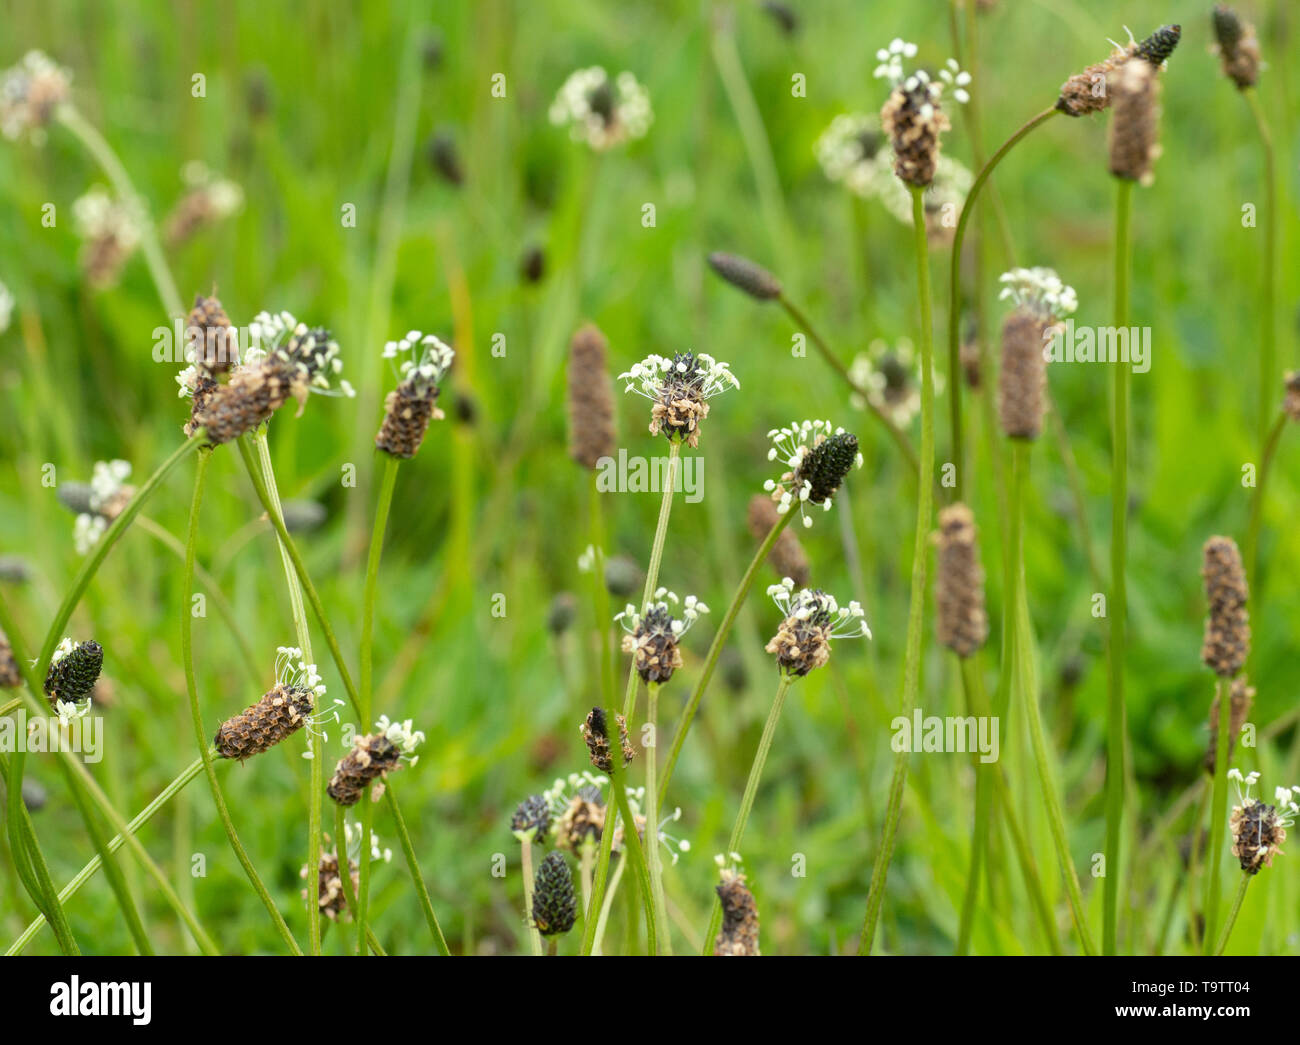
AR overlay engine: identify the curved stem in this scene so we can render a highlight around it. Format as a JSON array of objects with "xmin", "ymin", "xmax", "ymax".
[
  {"xmin": 778, "ymin": 296, "xmax": 920, "ymax": 479},
  {"xmin": 658, "ymin": 510, "xmax": 794, "ymax": 804},
  {"xmin": 1011, "ymin": 441, "xmax": 1097, "ymax": 954},
  {"xmin": 1103, "ymin": 178, "xmax": 1133, "ymax": 955},
  {"xmin": 947, "ymin": 107, "xmax": 1059, "ymax": 499},
  {"xmin": 1214, "ymin": 874, "xmax": 1251, "ymax": 955},
  {"xmin": 702, "ymin": 673, "xmax": 791, "ymax": 953},
  {"xmin": 182, "ymin": 450, "xmax": 302, "ymax": 954},
  {"xmin": 1204, "ymin": 677, "xmax": 1234, "ymax": 954},
  {"xmin": 56, "ymin": 104, "xmax": 183, "ymax": 318},
  {"xmin": 6, "ymin": 757, "xmax": 210, "ymax": 955},
  {"xmin": 357, "ymin": 454, "xmax": 399, "ymax": 956},
  {"xmin": 859, "ymin": 187, "xmax": 936, "ymax": 954}
]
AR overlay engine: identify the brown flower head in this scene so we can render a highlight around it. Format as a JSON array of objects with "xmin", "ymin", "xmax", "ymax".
[
  {"xmin": 1227, "ymin": 769, "xmax": 1297, "ymax": 875},
  {"xmin": 1201, "ymin": 536, "xmax": 1250, "ymax": 677},
  {"xmin": 581, "ymin": 706, "xmax": 634, "ymax": 774},
  {"xmin": 1213, "ymin": 7, "xmax": 1259, "ymax": 89},
  {"xmin": 934, "ymin": 503, "xmax": 988, "ymax": 658},
  {"xmin": 713, "ymin": 861, "xmax": 760, "ymax": 956},
  {"xmin": 1056, "ymin": 24, "xmax": 1181, "ymax": 117},
  {"xmin": 327, "ymin": 716, "xmax": 423, "ymax": 806},
  {"xmin": 214, "ymin": 647, "xmax": 329, "ymax": 761},
  {"xmin": 616, "ymin": 589, "xmax": 708, "ymax": 685},
  {"xmin": 1, "ymin": 51, "xmax": 71, "ymax": 142},
  {"xmin": 546, "ymin": 775, "xmax": 608, "ymax": 852},
  {"xmin": 620, "ymin": 351, "xmax": 739, "ymax": 448},
  {"xmin": 764, "ymin": 579, "xmax": 870, "ymax": 678},
  {"xmin": 1205, "ymin": 676, "xmax": 1255, "ymax": 773},
  {"xmin": 567, "ymin": 324, "xmax": 617, "ymax": 469},
  {"xmin": 164, "ymin": 164, "xmax": 242, "ymax": 249},
  {"xmin": 375, "ymin": 331, "xmax": 454, "ymax": 459},
  {"xmin": 1108, "ymin": 58, "xmax": 1162, "ymax": 184},
  {"xmin": 996, "ymin": 268, "xmax": 1078, "ymax": 440},
  {"xmin": 185, "ymin": 293, "xmax": 240, "ymax": 375},
  {"xmin": 875, "ymin": 40, "xmax": 969, "ymax": 189}
]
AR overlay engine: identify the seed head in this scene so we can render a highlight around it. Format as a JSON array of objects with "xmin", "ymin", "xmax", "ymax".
[
  {"xmin": 1227, "ymin": 769, "xmax": 1297, "ymax": 875},
  {"xmin": 567, "ymin": 324, "xmax": 617, "ymax": 469},
  {"xmin": 998, "ymin": 307, "xmax": 1049, "ymax": 440},
  {"xmin": 1204, "ymin": 676, "xmax": 1254, "ymax": 774},
  {"xmin": 511, "ymin": 794, "xmax": 551, "ymax": 844},
  {"xmin": 306, "ymin": 848, "xmax": 358, "ymax": 922},
  {"xmin": 763, "ymin": 421, "xmax": 863, "ymax": 529},
  {"xmin": 43, "ymin": 638, "xmax": 102, "ymax": 720},
  {"xmin": 185, "ymin": 294, "xmax": 240, "ymax": 375},
  {"xmin": 1108, "ymin": 58, "xmax": 1162, "ymax": 184},
  {"xmin": 581, "ymin": 706, "xmax": 633, "ymax": 773},
  {"xmin": 875, "ymin": 42, "xmax": 968, "ymax": 189},
  {"xmin": 215, "ymin": 686, "xmax": 316, "ymax": 761},
  {"xmin": 616, "ymin": 590, "xmax": 709, "ymax": 684},
  {"xmin": 164, "ymin": 165, "xmax": 243, "ymax": 249},
  {"xmin": 546, "ymin": 775, "xmax": 608, "ymax": 852},
  {"xmin": 714, "ymin": 864, "xmax": 760, "ymax": 956},
  {"xmin": 934, "ymin": 503, "xmax": 988, "ymax": 659},
  {"xmin": 1201, "ymin": 536, "xmax": 1250, "ymax": 677},
  {"xmin": 328, "ymin": 716, "xmax": 424, "ymax": 806},
  {"xmin": 546, "ymin": 592, "xmax": 579, "ymax": 636},
  {"xmin": 748, "ymin": 495, "xmax": 810, "ymax": 587},
  {"xmin": 707, "ymin": 252, "xmax": 783, "ymax": 301},
  {"xmin": 620, "ymin": 351, "xmax": 739, "ymax": 448},
  {"xmin": 1056, "ymin": 25, "xmax": 1180, "ymax": 117},
  {"xmin": 531, "ymin": 851, "xmax": 577, "ymax": 937},
  {"xmin": 764, "ymin": 579, "xmax": 870, "ymax": 677}
]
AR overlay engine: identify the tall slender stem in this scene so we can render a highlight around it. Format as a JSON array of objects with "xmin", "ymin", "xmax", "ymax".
[
  {"xmin": 1011, "ymin": 442, "xmax": 1097, "ymax": 954},
  {"xmin": 1244, "ymin": 88, "xmax": 1277, "ymax": 453},
  {"xmin": 357, "ymin": 454, "xmax": 399, "ymax": 955},
  {"xmin": 702, "ymin": 673, "xmax": 792, "ymax": 953},
  {"xmin": 589, "ymin": 472, "xmax": 617, "ymax": 707},
  {"xmin": 520, "ymin": 839, "xmax": 544, "ymax": 956},
  {"xmin": 1214, "ymin": 874, "xmax": 1251, "ymax": 955},
  {"xmin": 1204, "ymin": 677, "xmax": 1234, "ymax": 954},
  {"xmin": 956, "ymin": 655, "xmax": 994, "ymax": 955},
  {"xmin": 1244, "ymin": 411, "xmax": 1286, "ymax": 620},
  {"xmin": 947, "ymin": 107, "xmax": 1059, "ymax": 499},
  {"xmin": 644, "ymin": 682, "xmax": 671, "ymax": 954},
  {"xmin": 658, "ymin": 510, "xmax": 794, "ymax": 804},
  {"xmin": 1104, "ymin": 179, "xmax": 1133, "ymax": 955},
  {"xmin": 858, "ymin": 187, "xmax": 936, "ymax": 954},
  {"xmin": 181, "ymin": 450, "xmax": 302, "ymax": 954}
]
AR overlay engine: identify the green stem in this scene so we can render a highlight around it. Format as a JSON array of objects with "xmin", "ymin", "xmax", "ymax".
[
  {"xmin": 778, "ymin": 296, "xmax": 920, "ymax": 479},
  {"xmin": 611, "ymin": 776, "xmax": 657, "ymax": 952},
  {"xmin": 590, "ymin": 855, "xmax": 627, "ymax": 955},
  {"xmin": 702, "ymin": 673, "xmax": 792, "ymax": 953},
  {"xmin": 6, "ymin": 757, "xmax": 211, "ymax": 955},
  {"xmin": 520, "ymin": 838, "xmax": 544, "ymax": 956},
  {"xmin": 1244, "ymin": 411, "xmax": 1287, "ymax": 611},
  {"xmin": 1204, "ymin": 677, "xmax": 1234, "ymax": 954},
  {"xmin": 1011, "ymin": 441, "xmax": 1097, "ymax": 954},
  {"xmin": 357, "ymin": 454, "xmax": 399, "ymax": 956},
  {"xmin": 1104, "ymin": 178, "xmax": 1133, "ymax": 955},
  {"xmin": 658, "ymin": 509, "xmax": 795, "ymax": 804},
  {"xmin": 956, "ymin": 655, "xmax": 994, "ymax": 955},
  {"xmin": 233, "ymin": 435, "xmax": 450, "ymax": 954},
  {"xmin": 56, "ymin": 104, "xmax": 183, "ymax": 318},
  {"xmin": 1243, "ymin": 88, "xmax": 1277, "ymax": 454},
  {"xmin": 858, "ymin": 186, "xmax": 936, "ymax": 955},
  {"xmin": 1214, "ymin": 874, "xmax": 1251, "ymax": 955},
  {"xmin": 182, "ymin": 450, "xmax": 303, "ymax": 954},
  {"xmin": 248, "ymin": 429, "xmax": 321, "ymax": 956},
  {"xmin": 947, "ymin": 107, "xmax": 1059, "ymax": 500},
  {"xmin": 589, "ymin": 472, "xmax": 617, "ymax": 708},
  {"xmin": 643, "ymin": 682, "xmax": 671, "ymax": 954}
]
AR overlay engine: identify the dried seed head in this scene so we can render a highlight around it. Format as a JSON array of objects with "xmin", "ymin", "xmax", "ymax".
[
  {"xmin": 880, "ymin": 79, "xmax": 950, "ymax": 188},
  {"xmin": 764, "ymin": 579, "xmax": 870, "ymax": 677},
  {"xmin": 1056, "ymin": 25, "xmax": 1180, "ymax": 117},
  {"xmin": 707, "ymin": 251, "xmax": 783, "ymax": 301},
  {"xmin": 581, "ymin": 706, "xmax": 634, "ymax": 773},
  {"xmin": 1201, "ymin": 536, "xmax": 1250, "ymax": 677},
  {"xmin": 1205, "ymin": 676, "xmax": 1255, "ymax": 773},
  {"xmin": 185, "ymin": 359, "xmax": 289, "ymax": 442},
  {"xmin": 567, "ymin": 324, "xmax": 617, "ymax": 469},
  {"xmin": 714, "ymin": 868, "xmax": 760, "ymax": 956},
  {"xmin": 215, "ymin": 683, "xmax": 317, "ymax": 761},
  {"xmin": 328, "ymin": 733, "xmax": 402, "ymax": 806},
  {"xmin": 375, "ymin": 383, "xmax": 439, "ymax": 459},
  {"xmin": 1213, "ymin": 7, "xmax": 1260, "ymax": 87},
  {"xmin": 511, "ymin": 793, "xmax": 551, "ymax": 843},
  {"xmin": 551, "ymin": 786, "xmax": 606, "ymax": 851},
  {"xmin": 304, "ymin": 848, "xmax": 358, "ymax": 921},
  {"xmin": 0, "ymin": 632, "xmax": 22, "ymax": 688},
  {"xmin": 617, "ymin": 591, "xmax": 708, "ymax": 685},
  {"xmin": 1231, "ymin": 800, "xmax": 1286, "ymax": 874},
  {"xmin": 934, "ymin": 503, "xmax": 988, "ymax": 658},
  {"xmin": 748, "ymin": 494, "xmax": 810, "ymax": 587},
  {"xmin": 185, "ymin": 294, "xmax": 240, "ymax": 374},
  {"xmin": 998, "ymin": 307, "xmax": 1049, "ymax": 439},
  {"xmin": 531, "ymin": 851, "xmax": 577, "ymax": 937},
  {"xmin": 43, "ymin": 638, "xmax": 102, "ymax": 718},
  {"xmin": 1108, "ymin": 58, "xmax": 1162, "ymax": 184},
  {"xmin": 1285, "ymin": 372, "xmax": 1300, "ymax": 422}
]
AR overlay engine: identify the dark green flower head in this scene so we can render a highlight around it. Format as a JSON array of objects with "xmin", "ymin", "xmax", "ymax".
[{"xmin": 532, "ymin": 851, "xmax": 577, "ymax": 937}]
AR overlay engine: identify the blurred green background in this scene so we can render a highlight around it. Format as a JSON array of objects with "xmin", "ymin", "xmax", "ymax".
[{"xmin": 1, "ymin": 0, "xmax": 1297, "ymax": 955}]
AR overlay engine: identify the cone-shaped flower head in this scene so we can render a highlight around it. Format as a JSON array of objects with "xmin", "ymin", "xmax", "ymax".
[
  {"xmin": 1201, "ymin": 536, "xmax": 1250, "ymax": 678},
  {"xmin": 706, "ymin": 252, "xmax": 782, "ymax": 301},
  {"xmin": 764, "ymin": 578, "xmax": 870, "ymax": 677},
  {"xmin": 215, "ymin": 647, "xmax": 338, "ymax": 761},
  {"xmin": 875, "ymin": 39, "xmax": 969, "ymax": 188},
  {"xmin": 1056, "ymin": 24, "xmax": 1181, "ymax": 117},
  {"xmin": 934, "ymin": 503, "xmax": 988, "ymax": 658},
  {"xmin": 327, "ymin": 715, "xmax": 424, "ymax": 805},
  {"xmin": 567, "ymin": 324, "xmax": 617, "ymax": 469},
  {"xmin": 763, "ymin": 420, "xmax": 863, "ymax": 529},
  {"xmin": 616, "ymin": 589, "xmax": 709, "ymax": 684},
  {"xmin": 1108, "ymin": 57, "xmax": 1162, "ymax": 184},
  {"xmin": 531, "ymin": 851, "xmax": 577, "ymax": 937},
  {"xmin": 1213, "ymin": 7, "xmax": 1260, "ymax": 89},
  {"xmin": 1, "ymin": 51, "xmax": 70, "ymax": 142},
  {"xmin": 581, "ymin": 706, "xmax": 634, "ymax": 774},
  {"xmin": 544, "ymin": 773, "xmax": 609, "ymax": 852},
  {"xmin": 1227, "ymin": 769, "xmax": 1298, "ymax": 875},
  {"xmin": 713, "ymin": 855, "xmax": 760, "ymax": 956},
  {"xmin": 549, "ymin": 67, "xmax": 652, "ymax": 151},
  {"xmin": 375, "ymin": 330, "xmax": 454, "ymax": 458},
  {"xmin": 43, "ymin": 637, "xmax": 102, "ymax": 722},
  {"xmin": 619, "ymin": 351, "xmax": 739, "ymax": 448},
  {"xmin": 1205, "ymin": 676, "xmax": 1254, "ymax": 774},
  {"xmin": 997, "ymin": 267, "xmax": 1078, "ymax": 440},
  {"xmin": 511, "ymin": 793, "xmax": 551, "ymax": 844}
]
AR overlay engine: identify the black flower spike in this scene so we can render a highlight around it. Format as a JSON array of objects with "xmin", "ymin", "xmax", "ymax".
[
  {"xmin": 707, "ymin": 252, "xmax": 783, "ymax": 301},
  {"xmin": 43, "ymin": 639, "xmax": 103, "ymax": 707},
  {"xmin": 532, "ymin": 851, "xmax": 577, "ymax": 937},
  {"xmin": 1135, "ymin": 24, "xmax": 1181, "ymax": 65},
  {"xmin": 511, "ymin": 794, "xmax": 550, "ymax": 843},
  {"xmin": 1212, "ymin": 6, "xmax": 1243, "ymax": 51},
  {"xmin": 800, "ymin": 432, "xmax": 860, "ymax": 504}
]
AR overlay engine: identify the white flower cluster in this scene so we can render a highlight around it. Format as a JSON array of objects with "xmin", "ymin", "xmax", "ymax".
[
  {"xmin": 998, "ymin": 267, "xmax": 1078, "ymax": 319},
  {"xmin": 873, "ymin": 39, "xmax": 970, "ymax": 110},
  {"xmin": 762, "ymin": 419, "xmax": 864, "ymax": 528},
  {"xmin": 848, "ymin": 338, "xmax": 944, "ymax": 429},
  {"xmin": 375, "ymin": 714, "xmax": 425, "ymax": 763},
  {"xmin": 180, "ymin": 160, "xmax": 244, "ymax": 219},
  {"xmin": 0, "ymin": 50, "xmax": 70, "ymax": 142},
  {"xmin": 542, "ymin": 770, "xmax": 609, "ymax": 816},
  {"xmin": 622, "ymin": 786, "xmax": 691, "ymax": 865},
  {"xmin": 343, "ymin": 820, "xmax": 393, "ymax": 864},
  {"xmin": 766, "ymin": 576, "xmax": 872, "ymax": 639},
  {"xmin": 0, "ymin": 279, "xmax": 13, "ymax": 334},
  {"xmin": 382, "ymin": 329, "xmax": 455, "ymax": 394},
  {"xmin": 244, "ymin": 310, "xmax": 355, "ymax": 398},
  {"xmin": 549, "ymin": 67, "xmax": 652, "ymax": 150},
  {"xmin": 618, "ymin": 352, "xmax": 739, "ymax": 401},
  {"xmin": 615, "ymin": 589, "xmax": 709, "ymax": 638},
  {"xmin": 72, "ymin": 186, "xmax": 142, "ymax": 252},
  {"xmin": 275, "ymin": 645, "xmax": 326, "ymax": 697},
  {"xmin": 1229, "ymin": 768, "xmax": 1300, "ymax": 827},
  {"xmin": 73, "ymin": 459, "xmax": 132, "ymax": 555}
]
